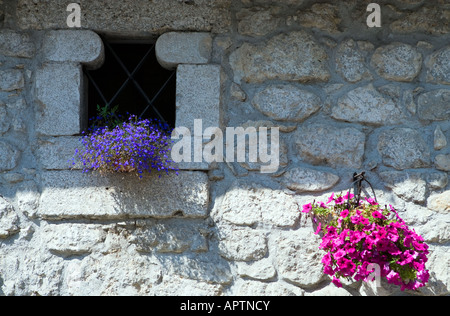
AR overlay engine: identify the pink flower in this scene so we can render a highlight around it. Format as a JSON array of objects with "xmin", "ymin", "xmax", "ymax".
[
  {"xmin": 332, "ymin": 277, "xmax": 342, "ymax": 288},
  {"xmin": 327, "ymin": 193, "xmax": 335, "ymax": 204},
  {"xmin": 314, "ymin": 222, "xmax": 322, "ymax": 235},
  {"xmin": 372, "ymin": 211, "xmax": 384, "ymax": 219},
  {"xmin": 343, "ymin": 192, "xmax": 354, "ymax": 200},
  {"xmin": 365, "ymin": 197, "xmax": 378, "ymax": 205},
  {"xmin": 335, "ymin": 196, "xmax": 344, "ymax": 205},
  {"xmin": 340, "ymin": 209, "xmax": 349, "ymax": 218},
  {"xmin": 302, "ymin": 203, "xmax": 312, "ymax": 213}
]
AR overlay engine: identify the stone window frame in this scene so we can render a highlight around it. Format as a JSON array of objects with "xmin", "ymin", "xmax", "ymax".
[{"xmin": 35, "ymin": 30, "xmax": 224, "ymax": 172}]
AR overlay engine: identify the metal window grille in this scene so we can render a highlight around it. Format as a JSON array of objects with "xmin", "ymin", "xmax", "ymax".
[{"xmin": 84, "ymin": 38, "xmax": 176, "ymax": 127}]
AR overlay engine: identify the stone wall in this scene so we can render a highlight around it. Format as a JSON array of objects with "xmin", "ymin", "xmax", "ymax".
[{"xmin": 0, "ymin": 0, "xmax": 449, "ymax": 296}]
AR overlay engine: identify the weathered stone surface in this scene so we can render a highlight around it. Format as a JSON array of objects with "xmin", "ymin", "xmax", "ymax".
[
  {"xmin": 0, "ymin": 29, "xmax": 35, "ymax": 58},
  {"xmin": 379, "ymin": 171, "xmax": 427, "ymax": 204},
  {"xmin": 371, "ymin": 43, "xmax": 422, "ymax": 82},
  {"xmin": 295, "ymin": 124, "xmax": 365, "ymax": 169},
  {"xmin": 38, "ymin": 171, "xmax": 209, "ymax": 220},
  {"xmin": 0, "ymin": 197, "xmax": 19, "ymax": 239},
  {"xmin": 236, "ymin": 258, "xmax": 276, "ymax": 280},
  {"xmin": 390, "ymin": 6, "xmax": 450, "ymax": 35},
  {"xmin": 335, "ymin": 39, "xmax": 372, "ymax": 83},
  {"xmin": 36, "ymin": 137, "xmax": 82, "ymax": 170},
  {"xmin": 424, "ymin": 246, "xmax": 450, "ymax": 295},
  {"xmin": 296, "ymin": 3, "xmax": 341, "ymax": 34},
  {"xmin": 426, "ymin": 46, "xmax": 450, "ymax": 85},
  {"xmin": 212, "ymin": 180, "xmax": 299, "ymax": 228},
  {"xmin": 417, "ymin": 89, "xmax": 450, "ymax": 121},
  {"xmin": 218, "ymin": 226, "xmax": 267, "ymax": 262},
  {"xmin": 43, "ymin": 224, "xmax": 105, "ymax": 255},
  {"xmin": 0, "ymin": 102, "xmax": 9, "ymax": 135},
  {"xmin": 133, "ymin": 220, "xmax": 208, "ymax": 254},
  {"xmin": 35, "ymin": 63, "xmax": 83, "ymax": 136},
  {"xmin": 252, "ymin": 84, "xmax": 321, "ymax": 122},
  {"xmin": 176, "ymin": 64, "xmax": 223, "ymax": 131},
  {"xmin": 156, "ymin": 32, "xmax": 212, "ymax": 70},
  {"xmin": 230, "ymin": 31, "xmax": 330, "ymax": 83},
  {"xmin": 378, "ymin": 128, "xmax": 431, "ymax": 170},
  {"xmin": 42, "ymin": 30, "xmax": 104, "ymax": 69},
  {"xmin": 427, "ymin": 191, "xmax": 450, "ymax": 213},
  {"xmin": 0, "ymin": 140, "xmax": 20, "ymax": 172},
  {"xmin": 281, "ymin": 167, "xmax": 340, "ymax": 193},
  {"xmin": 333, "ymin": 85, "xmax": 404, "ymax": 125},
  {"xmin": 434, "ymin": 126, "xmax": 447, "ymax": 150},
  {"xmin": 16, "ymin": 0, "xmax": 232, "ymax": 34},
  {"xmin": 0, "ymin": 69, "xmax": 24, "ymax": 91},
  {"xmin": 275, "ymin": 229, "xmax": 324, "ymax": 288},
  {"xmin": 435, "ymin": 154, "xmax": 450, "ymax": 171},
  {"xmin": 237, "ymin": 7, "xmax": 283, "ymax": 36}
]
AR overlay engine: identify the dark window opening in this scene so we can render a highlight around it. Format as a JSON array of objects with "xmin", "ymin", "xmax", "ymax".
[{"xmin": 84, "ymin": 39, "xmax": 176, "ymax": 129}]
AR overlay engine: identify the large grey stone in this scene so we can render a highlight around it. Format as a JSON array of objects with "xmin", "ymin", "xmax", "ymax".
[
  {"xmin": 229, "ymin": 31, "xmax": 330, "ymax": 83},
  {"xmin": 0, "ymin": 197, "xmax": 19, "ymax": 239},
  {"xmin": 379, "ymin": 171, "xmax": 427, "ymax": 204},
  {"xmin": 296, "ymin": 3, "xmax": 341, "ymax": 34},
  {"xmin": 236, "ymin": 6, "xmax": 283, "ymax": 36},
  {"xmin": 252, "ymin": 84, "xmax": 321, "ymax": 122},
  {"xmin": 0, "ymin": 102, "xmax": 9, "ymax": 135},
  {"xmin": 0, "ymin": 69, "xmax": 24, "ymax": 92},
  {"xmin": 176, "ymin": 64, "xmax": 223, "ymax": 131},
  {"xmin": 434, "ymin": 126, "xmax": 447, "ymax": 150},
  {"xmin": 435, "ymin": 154, "xmax": 450, "ymax": 171},
  {"xmin": 218, "ymin": 225, "xmax": 267, "ymax": 262},
  {"xmin": 212, "ymin": 180, "xmax": 299, "ymax": 228},
  {"xmin": 281, "ymin": 167, "xmax": 340, "ymax": 193},
  {"xmin": 275, "ymin": 229, "xmax": 325, "ymax": 288},
  {"xmin": 36, "ymin": 137, "xmax": 82, "ymax": 170},
  {"xmin": 43, "ymin": 224, "xmax": 106, "ymax": 255},
  {"xmin": 378, "ymin": 128, "xmax": 431, "ymax": 170},
  {"xmin": 390, "ymin": 6, "xmax": 450, "ymax": 35},
  {"xmin": 332, "ymin": 85, "xmax": 405, "ymax": 125},
  {"xmin": 427, "ymin": 191, "xmax": 450, "ymax": 213},
  {"xmin": 0, "ymin": 140, "xmax": 20, "ymax": 172},
  {"xmin": 426, "ymin": 46, "xmax": 450, "ymax": 85},
  {"xmin": 38, "ymin": 170, "xmax": 209, "ymax": 220},
  {"xmin": 417, "ymin": 89, "xmax": 450, "ymax": 121},
  {"xmin": 371, "ymin": 43, "xmax": 422, "ymax": 82},
  {"xmin": 156, "ymin": 32, "xmax": 212, "ymax": 70},
  {"xmin": 335, "ymin": 39, "xmax": 372, "ymax": 83},
  {"xmin": 295, "ymin": 124, "xmax": 365, "ymax": 169},
  {"xmin": 35, "ymin": 63, "xmax": 83, "ymax": 136},
  {"xmin": 42, "ymin": 30, "xmax": 104, "ymax": 69},
  {"xmin": 0, "ymin": 29, "xmax": 35, "ymax": 58}
]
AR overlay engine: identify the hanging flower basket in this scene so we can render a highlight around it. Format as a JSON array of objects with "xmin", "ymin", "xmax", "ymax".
[
  {"xmin": 301, "ymin": 172, "xmax": 430, "ymax": 291},
  {"xmin": 73, "ymin": 115, "xmax": 178, "ymax": 178}
]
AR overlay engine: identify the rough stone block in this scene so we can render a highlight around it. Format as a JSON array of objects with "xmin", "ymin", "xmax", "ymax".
[
  {"xmin": 295, "ymin": 124, "xmax": 365, "ymax": 169},
  {"xmin": 36, "ymin": 137, "xmax": 82, "ymax": 170},
  {"xmin": 426, "ymin": 46, "xmax": 450, "ymax": 85},
  {"xmin": 0, "ymin": 140, "xmax": 20, "ymax": 172},
  {"xmin": 38, "ymin": 170, "xmax": 209, "ymax": 220},
  {"xmin": 0, "ymin": 69, "xmax": 24, "ymax": 92},
  {"xmin": 371, "ymin": 43, "xmax": 422, "ymax": 82},
  {"xmin": 156, "ymin": 32, "xmax": 212, "ymax": 70},
  {"xmin": 176, "ymin": 64, "xmax": 223, "ymax": 131},
  {"xmin": 35, "ymin": 63, "xmax": 83, "ymax": 136},
  {"xmin": 230, "ymin": 31, "xmax": 330, "ymax": 83},
  {"xmin": 378, "ymin": 128, "xmax": 431, "ymax": 170},
  {"xmin": 0, "ymin": 29, "xmax": 35, "ymax": 58},
  {"xmin": 251, "ymin": 84, "xmax": 320, "ymax": 122},
  {"xmin": 43, "ymin": 224, "xmax": 105, "ymax": 255},
  {"xmin": 333, "ymin": 85, "xmax": 405, "ymax": 125},
  {"xmin": 281, "ymin": 167, "xmax": 340, "ymax": 193},
  {"xmin": 417, "ymin": 89, "xmax": 450, "ymax": 121},
  {"xmin": 42, "ymin": 30, "xmax": 104, "ymax": 69}
]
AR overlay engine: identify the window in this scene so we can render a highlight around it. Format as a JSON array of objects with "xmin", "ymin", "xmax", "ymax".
[{"xmin": 84, "ymin": 38, "xmax": 176, "ymax": 128}]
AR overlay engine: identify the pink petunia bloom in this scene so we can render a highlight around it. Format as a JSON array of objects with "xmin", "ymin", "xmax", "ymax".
[
  {"xmin": 327, "ymin": 193, "xmax": 335, "ymax": 204},
  {"xmin": 302, "ymin": 203, "xmax": 312, "ymax": 213},
  {"xmin": 314, "ymin": 222, "xmax": 322, "ymax": 235},
  {"xmin": 365, "ymin": 197, "xmax": 378, "ymax": 205},
  {"xmin": 340, "ymin": 209, "xmax": 349, "ymax": 218},
  {"xmin": 335, "ymin": 196, "xmax": 344, "ymax": 205},
  {"xmin": 343, "ymin": 192, "xmax": 354, "ymax": 200},
  {"xmin": 332, "ymin": 277, "xmax": 342, "ymax": 288},
  {"xmin": 372, "ymin": 211, "xmax": 384, "ymax": 219}
]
